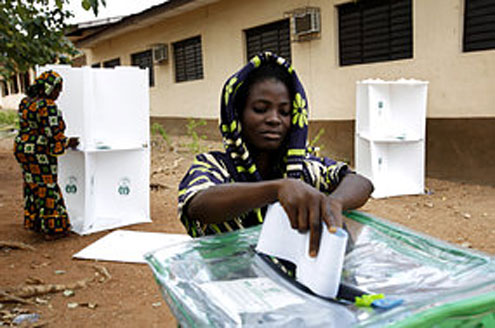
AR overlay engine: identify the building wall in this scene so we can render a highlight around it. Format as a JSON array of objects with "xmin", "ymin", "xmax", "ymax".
[
  {"xmin": 86, "ymin": 0, "xmax": 495, "ymax": 184},
  {"xmin": 0, "ymin": 94, "xmax": 24, "ymax": 110},
  {"xmin": 87, "ymin": 0, "xmax": 494, "ymax": 120},
  {"xmin": 0, "ymin": 73, "xmax": 29, "ymax": 110}
]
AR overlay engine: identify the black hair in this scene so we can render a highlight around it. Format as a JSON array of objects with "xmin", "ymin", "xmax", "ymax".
[
  {"xmin": 26, "ymin": 76, "xmax": 62, "ymax": 99},
  {"xmin": 234, "ymin": 59, "xmax": 295, "ymax": 115},
  {"xmin": 26, "ymin": 84, "xmax": 42, "ymax": 98}
]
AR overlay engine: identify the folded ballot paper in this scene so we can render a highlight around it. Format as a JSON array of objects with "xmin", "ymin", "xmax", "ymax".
[{"xmin": 256, "ymin": 202, "xmax": 348, "ymax": 298}]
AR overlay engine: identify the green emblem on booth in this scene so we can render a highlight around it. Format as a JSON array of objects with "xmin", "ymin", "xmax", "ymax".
[
  {"xmin": 118, "ymin": 178, "xmax": 131, "ymax": 196},
  {"xmin": 65, "ymin": 176, "xmax": 77, "ymax": 194}
]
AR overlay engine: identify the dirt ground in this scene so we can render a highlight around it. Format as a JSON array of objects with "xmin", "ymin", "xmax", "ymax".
[{"xmin": 0, "ymin": 133, "xmax": 494, "ymax": 327}]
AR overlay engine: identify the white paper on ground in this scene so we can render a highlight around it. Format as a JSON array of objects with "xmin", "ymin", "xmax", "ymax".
[
  {"xmin": 198, "ymin": 277, "xmax": 305, "ymax": 324},
  {"xmin": 73, "ymin": 230, "xmax": 191, "ymax": 263},
  {"xmin": 256, "ymin": 202, "xmax": 348, "ymax": 298}
]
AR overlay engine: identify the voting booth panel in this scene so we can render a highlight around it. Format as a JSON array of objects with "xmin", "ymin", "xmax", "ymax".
[
  {"xmin": 37, "ymin": 65, "xmax": 151, "ymax": 235},
  {"xmin": 90, "ymin": 149, "xmax": 150, "ymax": 233},
  {"xmin": 355, "ymin": 79, "xmax": 428, "ymax": 198},
  {"xmin": 90, "ymin": 68, "xmax": 149, "ymax": 148},
  {"xmin": 355, "ymin": 137, "xmax": 425, "ymax": 198},
  {"xmin": 356, "ymin": 81, "xmax": 427, "ymax": 140},
  {"xmin": 46, "ymin": 66, "xmax": 88, "ymax": 142},
  {"xmin": 58, "ymin": 150, "xmax": 86, "ymax": 231},
  {"xmin": 38, "ymin": 66, "xmax": 150, "ymax": 149}
]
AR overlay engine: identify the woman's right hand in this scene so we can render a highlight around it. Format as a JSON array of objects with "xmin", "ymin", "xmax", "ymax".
[
  {"xmin": 67, "ymin": 137, "xmax": 80, "ymax": 150},
  {"xmin": 276, "ymin": 179, "xmax": 343, "ymax": 257}
]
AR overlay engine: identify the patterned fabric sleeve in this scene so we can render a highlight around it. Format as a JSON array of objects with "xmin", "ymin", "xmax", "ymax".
[
  {"xmin": 303, "ymin": 154, "xmax": 352, "ymax": 194},
  {"xmin": 38, "ymin": 100, "xmax": 68, "ymax": 156},
  {"xmin": 178, "ymin": 152, "xmax": 231, "ymax": 236}
]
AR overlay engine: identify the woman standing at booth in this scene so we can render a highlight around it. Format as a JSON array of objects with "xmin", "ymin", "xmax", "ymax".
[{"xmin": 14, "ymin": 70, "xmax": 79, "ymax": 240}]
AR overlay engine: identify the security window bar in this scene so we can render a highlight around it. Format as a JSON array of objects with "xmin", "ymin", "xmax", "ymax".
[
  {"xmin": 173, "ymin": 36, "xmax": 204, "ymax": 83},
  {"xmin": 463, "ymin": 0, "xmax": 495, "ymax": 52},
  {"xmin": 131, "ymin": 50, "xmax": 154, "ymax": 87},
  {"xmin": 338, "ymin": 0, "xmax": 412, "ymax": 66},
  {"xmin": 245, "ymin": 19, "xmax": 291, "ymax": 62},
  {"xmin": 103, "ymin": 58, "xmax": 121, "ymax": 68}
]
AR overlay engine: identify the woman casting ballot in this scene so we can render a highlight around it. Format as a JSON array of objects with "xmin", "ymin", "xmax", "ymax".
[{"xmin": 178, "ymin": 52, "xmax": 373, "ymax": 265}]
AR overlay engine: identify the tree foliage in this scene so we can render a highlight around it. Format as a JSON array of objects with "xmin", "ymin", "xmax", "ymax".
[{"xmin": 0, "ymin": 0, "xmax": 105, "ymax": 80}]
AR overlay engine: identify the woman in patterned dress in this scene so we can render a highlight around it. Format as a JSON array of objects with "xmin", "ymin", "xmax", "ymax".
[
  {"xmin": 178, "ymin": 52, "xmax": 373, "ymax": 259},
  {"xmin": 13, "ymin": 70, "xmax": 79, "ymax": 239}
]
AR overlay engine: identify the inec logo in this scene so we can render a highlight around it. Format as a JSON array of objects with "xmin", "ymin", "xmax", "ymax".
[
  {"xmin": 65, "ymin": 176, "xmax": 77, "ymax": 194},
  {"xmin": 118, "ymin": 178, "xmax": 131, "ymax": 196}
]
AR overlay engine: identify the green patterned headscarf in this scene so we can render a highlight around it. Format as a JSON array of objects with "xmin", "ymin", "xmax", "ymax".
[
  {"xmin": 27, "ymin": 70, "xmax": 63, "ymax": 98},
  {"xmin": 220, "ymin": 52, "xmax": 310, "ymax": 182}
]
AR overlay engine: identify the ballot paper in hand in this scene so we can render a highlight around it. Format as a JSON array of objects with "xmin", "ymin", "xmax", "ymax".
[{"xmin": 256, "ymin": 202, "xmax": 348, "ymax": 298}]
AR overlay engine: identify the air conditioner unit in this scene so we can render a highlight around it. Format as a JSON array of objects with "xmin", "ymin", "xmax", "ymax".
[
  {"xmin": 152, "ymin": 44, "xmax": 168, "ymax": 63},
  {"xmin": 292, "ymin": 8, "xmax": 320, "ymax": 36}
]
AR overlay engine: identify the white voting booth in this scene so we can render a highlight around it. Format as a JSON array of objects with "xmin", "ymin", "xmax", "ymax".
[
  {"xmin": 37, "ymin": 65, "xmax": 151, "ymax": 234},
  {"xmin": 355, "ymin": 79, "xmax": 428, "ymax": 198}
]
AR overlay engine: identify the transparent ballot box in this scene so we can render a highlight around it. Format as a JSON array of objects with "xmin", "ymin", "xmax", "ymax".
[
  {"xmin": 145, "ymin": 211, "xmax": 495, "ymax": 327},
  {"xmin": 37, "ymin": 65, "xmax": 151, "ymax": 234}
]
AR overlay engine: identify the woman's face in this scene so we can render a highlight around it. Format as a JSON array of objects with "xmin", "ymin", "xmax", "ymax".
[
  {"xmin": 48, "ymin": 83, "xmax": 62, "ymax": 100},
  {"xmin": 241, "ymin": 78, "xmax": 291, "ymax": 152}
]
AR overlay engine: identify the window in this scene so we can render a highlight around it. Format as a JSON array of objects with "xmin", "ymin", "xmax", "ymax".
[
  {"xmin": 10, "ymin": 75, "xmax": 19, "ymax": 94},
  {"xmin": 1, "ymin": 80, "xmax": 8, "ymax": 96},
  {"xmin": 463, "ymin": 0, "xmax": 495, "ymax": 52},
  {"xmin": 337, "ymin": 0, "xmax": 412, "ymax": 66},
  {"xmin": 245, "ymin": 19, "xmax": 291, "ymax": 62},
  {"xmin": 91, "ymin": 62, "xmax": 101, "ymax": 68},
  {"xmin": 72, "ymin": 54, "xmax": 87, "ymax": 67},
  {"xmin": 173, "ymin": 36, "xmax": 203, "ymax": 83},
  {"xmin": 20, "ymin": 72, "xmax": 30, "ymax": 93},
  {"xmin": 103, "ymin": 58, "xmax": 121, "ymax": 68},
  {"xmin": 131, "ymin": 50, "xmax": 154, "ymax": 87}
]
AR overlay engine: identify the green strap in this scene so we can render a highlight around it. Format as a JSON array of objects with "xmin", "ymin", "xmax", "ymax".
[{"xmin": 389, "ymin": 292, "xmax": 495, "ymax": 328}]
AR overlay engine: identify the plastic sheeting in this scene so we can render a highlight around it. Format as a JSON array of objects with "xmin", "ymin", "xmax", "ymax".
[{"xmin": 145, "ymin": 211, "xmax": 495, "ymax": 327}]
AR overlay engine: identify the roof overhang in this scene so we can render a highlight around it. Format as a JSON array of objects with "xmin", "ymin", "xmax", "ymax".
[
  {"xmin": 74, "ymin": 0, "xmax": 220, "ymax": 48},
  {"xmin": 66, "ymin": 16, "xmax": 124, "ymax": 43}
]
